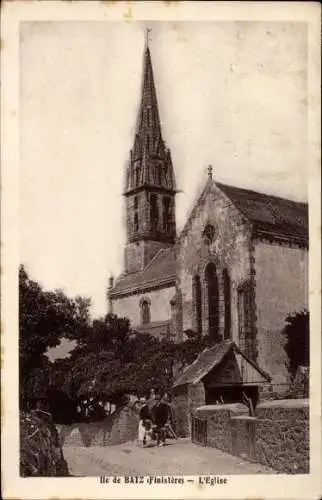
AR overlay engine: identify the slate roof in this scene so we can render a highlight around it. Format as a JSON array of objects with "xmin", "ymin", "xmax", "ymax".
[
  {"xmin": 133, "ymin": 320, "xmax": 172, "ymax": 340},
  {"xmin": 216, "ymin": 182, "xmax": 308, "ymax": 245},
  {"xmin": 173, "ymin": 340, "xmax": 271, "ymax": 388},
  {"xmin": 110, "ymin": 246, "xmax": 176, "ymax": 297},
  {"xmin": 179, "ymin": 180, "xmax": 308, "ymax": 245}
]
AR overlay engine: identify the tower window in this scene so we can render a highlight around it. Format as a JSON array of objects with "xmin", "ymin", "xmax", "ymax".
[
  {"xmin": 134, "ymin": 213, "xmax": 139, "ymax": 232},
  {"xmin": 140, "ymin": 297, "xmax": 151, "ymax": 325},
  {"xmin": 135, "ymin": 166, "xmax": 140, "ymax": 187},
  {"xmin": 163, "ymin": 196, "xmax": 172, "ymax": 232},
  {"xmin": 134, "ymin": 196, "xmax": 139, "ymax": 232},
  {"xmin": 150, "ymin": 194, "xmax": 158, "ymax": 233}
]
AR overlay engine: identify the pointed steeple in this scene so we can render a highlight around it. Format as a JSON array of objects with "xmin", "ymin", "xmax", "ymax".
[
  {"xmin": 125, "ymin": 33, "xmax": 176, "ymax": 194},
  {"xmin": 123, "ymin": 31, "xmax": 177, "ymax": 273}
]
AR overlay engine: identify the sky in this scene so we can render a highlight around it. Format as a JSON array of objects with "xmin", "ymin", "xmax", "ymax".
[{"xmin": 20, "ymin": 21, "xmax": 308, "ymax": 319}]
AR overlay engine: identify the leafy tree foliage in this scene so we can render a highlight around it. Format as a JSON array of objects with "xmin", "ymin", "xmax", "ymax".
[
  {"xmin": 283, "ymin": 310, "xmax": 309, "ymax": 379},
  {"xmin": 19, "ymin": 265, "xmax": 215, "ymax": 421},
  {"xmin": 19, "ymin": 265, "xmax": 91, "ymax": 407}
]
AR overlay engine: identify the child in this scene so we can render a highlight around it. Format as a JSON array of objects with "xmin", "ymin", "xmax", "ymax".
[{"xmin": 137, "ymin": 397, "xmax": 151, "ymax": 446}]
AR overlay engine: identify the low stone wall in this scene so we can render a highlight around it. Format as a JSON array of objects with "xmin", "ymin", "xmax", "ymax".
[
  {"xmin": 20, "ymin": 412, "xmax": 69, "ymax": 476},
  {"xmin": 255, "ymin": 399, "xmax": 309, "ymax": 474},
  {"xmin": 231, "ymin": 416, "xmax": 256, "ymax": 461},
  {"xmin": 59, "ymin": 406, "xmax": 139, "ymax": 447},
  {"xmin": 172, "ymin": 386, "xmax": 189, "ymax": 437},
  {"xmin": 194, "ymin": 404, "xmax": 248, "ymax": 453},
  {"xmin": 193, "ymin": 399, "xmax": 309, "ymax": 474}
]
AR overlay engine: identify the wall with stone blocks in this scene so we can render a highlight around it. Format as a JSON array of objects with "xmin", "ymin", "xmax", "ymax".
[
  {"xmin": 172, "ymin": 382, "xmax": 207, "ymax": 438},
  {"xmin": 177, "ymin": 183, "xmax": 252, "ymax": 341},
  {"xmin": 172, "ymin": 386, "xmax": 189, "ymax": 438},
  {"xmin": 194, "ymin": 404, "xmax": 248, "ymax": 453},
  {"xmin": 193, "ymin": 399, "xmax": 309, "ymax": 474},
  {"xmin": 255, "ymin": 399, "xmax": 309, "ymax": 474},
  {"xmin": 59, "ymin": 407, "xmax": 139, "ymax": 447},
  {"xmin": 255, "ymin": 241, "xmax": 308, "ymax": 387},
  {"xmin": 112, "ymin": 285, "xmax": 175, "ymax": 330}
]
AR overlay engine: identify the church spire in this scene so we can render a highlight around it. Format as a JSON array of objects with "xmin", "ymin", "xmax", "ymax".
[
  {"xmin": 125, "ymin": 31, "xmax": 176, "ymax": 194},
  {"xmin": 123, "ymin": 30, "xmax": 177, "ymax": 273}
]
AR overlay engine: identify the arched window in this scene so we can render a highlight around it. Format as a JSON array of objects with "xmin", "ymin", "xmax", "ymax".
[
  {"xmin": 223, "ymin": 268, "xmax": 231, "ymax": 339},
  {"xmin": 140, "ymin": 298, "xmax": 151, "ymax": 325},
  {"xmin": 162, "ymin": 196, "xmax": 171, "ymax": 232},
  {"xmin": 205, "ymin": 262, "xmax": 219, "ymax": 341},
  {"xmin": 134, "ymin": 196, "xmax": 139, "ymax": 233},
  {"xmin": 150, "ymin": 193, "xmax": 158, "ymax": 233},
  {"xmin": 202, "ymin": 224, "xmax": 215, "ymax": 245},
  {"xmin": 134, "ymin": 166, "xmax": 140, "ymax": 187},
  {"xmin": 237, "ymin": 281, "xmax": 252, "ymax": 356},
  {"xmin": 192, "ymin": 275, "xmax": 202, "ymax": 335}
]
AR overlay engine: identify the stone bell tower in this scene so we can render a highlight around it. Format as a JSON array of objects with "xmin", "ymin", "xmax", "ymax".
[{"xmin": 123, "ymin": 33, "xmax": 177, "ymax": 274}]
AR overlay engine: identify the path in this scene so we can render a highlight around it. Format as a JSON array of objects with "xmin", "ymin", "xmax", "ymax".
[{"xmin": 64, "ymin": 438, "xmax": 275, "ymax": 476}]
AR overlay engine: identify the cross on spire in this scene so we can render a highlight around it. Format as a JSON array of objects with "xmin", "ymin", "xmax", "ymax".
[
  {"xmin": 145, "ymin": 28, "xmax": 152, "ymax": 47},
  {"xmin": 208, "ymin": 165, "xmax": 213, "ymax": 180}
]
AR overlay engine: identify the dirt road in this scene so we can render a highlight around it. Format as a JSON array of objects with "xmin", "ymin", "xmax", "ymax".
[{"xmin": 64, "ymin": 438, "xmax": 275, "ymax": 476}]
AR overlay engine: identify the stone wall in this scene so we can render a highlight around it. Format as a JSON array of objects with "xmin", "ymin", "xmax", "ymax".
[
  {"xmin": 193, "ymin": 399, "xmax": 309, "ymax": 474},
  {"xmin": 231, "ymin": 416, "xmax": 257, "ymax": 461},
  {"xmin": 60, "ymin": 406, "xmax": 139, "ymax": 447},
  {"xmin": 172, "ymin": 386, "xmax": 189, "ymax": 437},
  {"xmin": 112, "ymin": 285, "xmax": 175, "ymax": 333},
  {"xmin": 255, "ymin": 399, "xmax": 309, "ymax": 473},
  {"xmin": 173, "ymin": 382, "xmax": 207, "ymax": 438},
  {"xmin": 20, "ymin": 412, "xmax": 69, "ymax": 477},
  {"xmin": 255, "ymin": 241, "xmax": 308, "ymax": 388},
  {"xmin": 177, "ymin": 182, "xmax": 252, "ymax": 342},
  {"xmin": 194, "ymin": 404, "xmax": 248, "ymax": 452},
  {"xmin": 188, "ymin": 382, "xmax": 206, "ymax": 435}
]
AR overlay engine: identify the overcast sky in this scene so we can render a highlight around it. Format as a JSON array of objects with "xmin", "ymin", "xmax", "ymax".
[{"xmin": 20, "ymin": 21, "xmax": 308, "ymax": 318}]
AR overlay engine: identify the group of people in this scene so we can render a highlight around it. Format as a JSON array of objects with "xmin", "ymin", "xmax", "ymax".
[{"xmin": 137, "ymin": 393, "xmax": 175, "ymax": 447}]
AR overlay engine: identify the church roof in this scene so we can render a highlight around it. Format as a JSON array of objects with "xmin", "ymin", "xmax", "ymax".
[
  {"xmin": 110, "ymin": 246, "xmax": 176, "ymax": 297},
  {"xmin": 173, "ymin": 340, "xmax": 271, "ymax": 388},
  {"xmin": 179, "ymin": 179, "xmax": 308, "ymax": 246},
  {"xmin": 216, "ymin": 182, "xmax": 308, "ymax": 245}
]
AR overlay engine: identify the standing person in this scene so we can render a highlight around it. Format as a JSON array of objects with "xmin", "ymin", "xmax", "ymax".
[
  {"xmin": 137, "ymin": 397, "xmax": 150, "ymax": 447},
  {"xmin": 163, "ymin": 393, "xmax": 177, "ymax": 439},
  {"xmin": 151, "ymin": 394, "xmax": 169, "ymax": 446}
]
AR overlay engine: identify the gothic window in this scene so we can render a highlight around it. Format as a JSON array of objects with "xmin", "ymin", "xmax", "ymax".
[
  {"xmin": 134, "ymin": 213, "xmax": 139, "ymax": 233},
  {"xmin": 192, "ymin": 275, "xmax": 202, "ymax": 335},
  {"xmin": 140, "ymin": 297, "xmax": 151, "ymax": 325},
  {"xmin": 162, "ymin": 196, "xmax": 172, "ymax": 232},
  {"xmin": 205, "ymin": 262, "xmax": 219, "ymax": 341},
  {"xmin": 134, "ymin": 196, "xmax": 139, "ymax": 233},
  {"xmin": 161, "ymin": 166, "xmax": 169, "ymax": 186},
  {"xmin": 223, "ymin": 268, "xmax": 231, "ymax": 339},
  {"xmin": 237, "ymin": 281, "xmax": 252, "ymax": 356},
  {"xmin": 203, "ymin": 224, "xmax": 215, "ymax": 245},
  {"xmin": 150, "ymin": 193, "xmax": 158, "ymax": 233},
  {"xmin": 134, "ymin": 166, "xmax": 140, "ymax": 187}
]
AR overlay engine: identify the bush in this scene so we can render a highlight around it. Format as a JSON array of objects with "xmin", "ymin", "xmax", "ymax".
[{"xmin": 283, "ymin": 310, "xmax": 309, "ymax": 380}]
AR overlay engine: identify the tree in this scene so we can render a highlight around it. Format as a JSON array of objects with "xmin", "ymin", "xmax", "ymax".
[
  {"xmin": 283, "ymin": 310, "xmax": 309, "ymax": 379},
  {"xmin": 19, "ymin": 265, "xmax": 91, "ymax": 407}
]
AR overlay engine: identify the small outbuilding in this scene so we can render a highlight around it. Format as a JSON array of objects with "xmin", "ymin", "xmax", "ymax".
[{"xmin": 172, "ymin": 340, "xmax": 271, "ymax": 437}]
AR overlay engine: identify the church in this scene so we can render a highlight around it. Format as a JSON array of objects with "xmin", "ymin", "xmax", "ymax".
[{"xmin": 108, "ymin": 37, "xmax": 308, "ymax": 392}]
